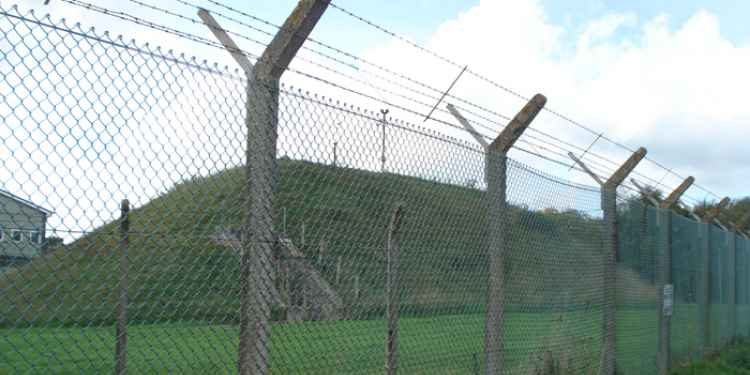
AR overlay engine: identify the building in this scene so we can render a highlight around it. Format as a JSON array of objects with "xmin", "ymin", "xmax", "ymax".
[{"xmin": 0, "ymin": 190, "xmax": 52, "ymax": 270}]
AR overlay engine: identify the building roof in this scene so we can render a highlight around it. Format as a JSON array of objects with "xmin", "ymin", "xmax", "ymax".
[{"xmin": 0, "ymin": 189, "xmax": 54, "ymax": 216}]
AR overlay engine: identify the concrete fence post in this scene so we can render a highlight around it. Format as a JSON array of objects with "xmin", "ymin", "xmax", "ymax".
[
  {"xmin": 570, "ymin": 147, "xmax": 647, "ymax": 375},
  {"xmin": 656, "ymin": 207, "xmax": 672, "ymax": 375},
  {"xmin": 115, "ymin": 199, "xmax": 130, "ymax": 375},
  {"xmin": 199, "ymin": 2, "xmax": 332, "ymax": 374},
  {"xmin": 478, "ymin": 94, "xmax": 547, "ymax": 374},
  {"xmin": 649, "ymin": 176, "xmax": 693, "ymax": 375},
  {"xmin": 448, "ymin": 94, "xmax": 547, "ymax": 374}
]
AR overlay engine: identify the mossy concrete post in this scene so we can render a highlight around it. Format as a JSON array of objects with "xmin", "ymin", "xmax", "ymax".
[
  {"xmin": 200, "ymin": 2, "xmax": 331, "ymax": 374},
  {"xmin": 697, "ymin": 197, "xmax": 729, "ymax": 353},
  {"xmin": 481, "ymin": 94, "xmax": 546, "ymax": 374},
  {"xmin": 115, "ymin": 199, "xmax": 130, "ymax": 375},
  {"xmin": 385, "ymin": 203, "xmax": 404, "ymax": 375},
  {"xmin": 570, "ymin": 147, "xmax": 647, "ymax": 375},
  {"xmin": 655, "ymin": 177, "xmax": 694, "ymax": 375}
]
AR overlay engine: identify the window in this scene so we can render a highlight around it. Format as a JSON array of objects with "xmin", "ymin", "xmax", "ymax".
[
  {"xmin": 11, "ymin": 230, "xmax": 22, "ymax": 242},
  {"xmin": 28, "ymin": 231, "xmax": 41, "ymax": 245}
]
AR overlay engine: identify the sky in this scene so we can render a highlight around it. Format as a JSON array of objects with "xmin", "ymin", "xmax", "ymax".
[{"xmin": 4, "ymin": 0, "xmax": 750, "ymax": 237}]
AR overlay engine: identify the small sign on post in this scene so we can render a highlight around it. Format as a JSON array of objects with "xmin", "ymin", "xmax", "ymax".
[{"xmin": 663, "ymin": 284, "xmax": 674, "ymax": 317}]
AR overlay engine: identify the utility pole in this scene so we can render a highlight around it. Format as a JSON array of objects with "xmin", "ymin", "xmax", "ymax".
[{"xmin": 380, "ymin": 109, "xmax": 389, "ymax": 172}]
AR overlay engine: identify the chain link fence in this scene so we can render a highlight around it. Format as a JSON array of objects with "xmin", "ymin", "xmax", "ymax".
[{"xmin": 0, "ymin": 5, "xmax": 748, "ymax": 375}]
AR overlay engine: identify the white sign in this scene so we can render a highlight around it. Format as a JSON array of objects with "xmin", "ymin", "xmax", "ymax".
[{"xmin": 663, "ymin": 284, "xmax": 674, "ymax": 317}]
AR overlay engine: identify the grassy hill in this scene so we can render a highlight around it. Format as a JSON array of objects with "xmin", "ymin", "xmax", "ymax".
[{"xmin": 0, "ymin": 159, "xmax": 606, "ymax": 327}]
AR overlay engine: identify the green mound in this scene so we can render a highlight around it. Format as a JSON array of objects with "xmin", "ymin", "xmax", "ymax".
[{"xmin": 0, "ymin": 159, "xmax": 604, "ymax": 327}]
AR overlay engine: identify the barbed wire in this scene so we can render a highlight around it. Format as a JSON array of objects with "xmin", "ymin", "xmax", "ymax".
[
  {"xmin": 188, "ymin": 0, "xmax": 713, "ymax": 205},
  {"xmin": 167, "ymin": 0, "xmax": 684, "ymax": 196},
  {"xmin": 326, "ymin": 1, "xmax": 724, "ymax": 203},
  {"xmin": 51, "ymin": 0, "xmax": 610, "ymax": 181},
  {"xmin": 102, "ymin": 0, "xmax": 652, "ymax": 196},
  {"xmin": 48, "ymin": 0, "xmax": 710, "ymax": 205}
]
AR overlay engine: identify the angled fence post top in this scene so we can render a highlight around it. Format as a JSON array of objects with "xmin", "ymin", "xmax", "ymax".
[
  {"xmin": 661, "ymin": 176, "xmax": 695, "ymax": 209},
  {"xmin": 197, "ymin": 9, "xmax": 254, "ymax": 76},
  {"xmin": 568, "ymin": 147, "xmax": 646, "ymax": 189},
  {"xmin": 253, "ymin": 0, "xmax": 331, "ymax": 80},
  {"xmin": 604, "ymin": 147, "xmax": 647, "ymax": 189},
  {"xmin": 488, "ymin": 94, "xmax": 547, "ymax": 153},
  {"xmin": 445, "ymin": 103, "xmax": 489, "ymax": 149},
  {"xmin": 703, "ymin": 197, "xmax": 730, "ymax": 223}
]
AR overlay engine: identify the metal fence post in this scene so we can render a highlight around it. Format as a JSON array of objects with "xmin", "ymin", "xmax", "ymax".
[
  {"xmin": 385, "ymin": 203, "xmax": 404, "ymax": 375},
  {"xmin": 570, "ymin": 148, "xmax": 647, "ymax": 375},
  {"xmin": 115, "ymin": 199, "xmax": 130, "ymax": 375},
  {"xmin": 198, "ymin": 2, "xmax": 331, "ymax": 374}
]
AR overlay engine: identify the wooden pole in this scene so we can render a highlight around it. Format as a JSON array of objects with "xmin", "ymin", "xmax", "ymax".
[
  {"xmin": 115, "ymin": 199, "xmax": 130, "ymax": 375},
  {"xmin": 385, "ymin": 203, "xmax": 405, "ymax": 375}
]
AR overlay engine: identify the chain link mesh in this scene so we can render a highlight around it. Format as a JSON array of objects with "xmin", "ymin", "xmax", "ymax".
[{"xmin": 0, "ymin": 5, "xmax": 748, "ymax": 375}]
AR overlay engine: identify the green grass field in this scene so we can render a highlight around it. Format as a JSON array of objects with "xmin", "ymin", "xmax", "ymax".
[
  {"xmin": 2, "ymin": 311, "xmax": 603, "ymax": 374},
  {"xmin": 3, "ymin": 305, "xmax": 727, "ymax": 374}
]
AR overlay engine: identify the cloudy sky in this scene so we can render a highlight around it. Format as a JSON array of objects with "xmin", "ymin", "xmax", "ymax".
[{"xmin": 5, "ymin": 0, "xmax": 749, "ymax": 235}]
